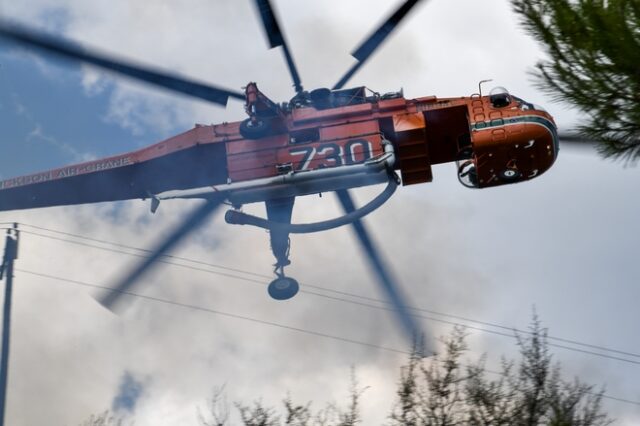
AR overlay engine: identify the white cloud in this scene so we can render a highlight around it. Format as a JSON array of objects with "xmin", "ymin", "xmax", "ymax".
[{"xmin": 10, "ymin": 93, "xmax": 97, "ymax": 163}]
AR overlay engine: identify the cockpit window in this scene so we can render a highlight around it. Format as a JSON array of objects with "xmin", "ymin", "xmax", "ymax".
[
  {"xmin": 457, "ymin": 159, "xmax": 479, "ymax": 188},
  {"xmin": 513, "ymin": 96, "xmax": 530, "ymax": 110},
  {"xmin": 511, "ymin": 95, "xmax": 536, "ymax": 111},
  {"xmin": 489, "ymin": 86, "xmax": 511, "ymax": 108}
]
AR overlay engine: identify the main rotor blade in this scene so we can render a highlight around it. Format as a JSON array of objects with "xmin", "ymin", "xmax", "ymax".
[
  {"xmin": 333, "ymin": 0, "xmax": 426, "ymax": 90},
  {"xmin": 99, "ymin": 196, "xmax": 225, "ymax": 312},
  {"xmin": 253, "ymin": 0, "xmax": 303, "ymax": 93},
  {"xmin": 336, "ymin": 189, "xmax": 429, "ymax": 353},
  {"xmin": 0, "ymin": 20, "xmax": 245, "ymax": 106}
]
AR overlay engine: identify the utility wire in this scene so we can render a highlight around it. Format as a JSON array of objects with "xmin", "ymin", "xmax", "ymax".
[
  {"xmin": 13, "ymin": 227, "xmax": 640, "ymax": 365},
  {"xmin": 21, "ymin": 227, "xmax": 640, "ymax": 366},
  {"xmin": 15, "ymin": 267, "xmax": 640, "ymax": 408},
  {"xmin": 9, "ymin": 228, "xmax": 640, "ymax": 368},
  {"xmin": 13, "ymin": 222, "xmax": 640, "ymax": 365},
  {"xmin": 18, "ymin": 268, "xmax": 408, "ymax": 355},
  {"xmin": 8, "ymin": 229, "xmax": 640, "ymax": 366}
]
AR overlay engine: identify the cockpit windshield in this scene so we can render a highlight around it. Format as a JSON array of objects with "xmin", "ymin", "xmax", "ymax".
[
  {"xmin": 457, "ymin": 159, "xmax": 479, "ymax": 188},
  {"xmin": 511, "ymin": 95, "xmax": 534, "ymax": 111}
]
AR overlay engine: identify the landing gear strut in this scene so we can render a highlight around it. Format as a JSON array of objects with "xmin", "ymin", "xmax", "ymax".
[
  {"xmin": 268, "ymin": 266, "xmax": 299, "ymax": 300},
  {"xmin": 266, "ymin": 197, "xmax": 299, "ymax": 301},
  {"xmin": 224, "ymin": 177, "xmax": 399, "ymax": 300}
]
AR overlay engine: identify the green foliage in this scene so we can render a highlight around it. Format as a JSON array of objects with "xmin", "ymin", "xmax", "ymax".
[
  {"xmin": 197, "ymin": 385, "xmax": 231, "ymax": 426},
  {"xmin": 194, "ymin": 320, "xmax": 611, "ymax": 425},
  {"xmin": 389, "ymin": 350, "xmax": 421, "ymax": 426},
  {"xmin": 196, "ymin": 369, "xmax": 367, "ymax": 426},
  {"xmin": 387, "ymin": 320, "xmax": 611, "ymax": 426},
  {"xmin": 77, "ymin": 410, "xmax": 124, "ymax": 426},
  {"xmin": 282, "ymin": 397, "xmax": 312, "ymax": 425},
  {"xmin": 236, "ymin": 401, "xmax": 280, "ymax": 426},
  {"xmin": 510, "ymin": 0, "xmax": 640, "ymax": 161},
  {"xmin": 84, "ymin": 324, "xmax": 610, "ymax": 425},
  {"xmin": 192, "ymin": 320, "xmax": 610, "ymax": 425},
  {"xmin": 389, "ymin": 328, "xmax": 474, "ymax": 426},
  {"xmin": 419, "ymin": 330, "xmax": 468, "ymax": 425},
  {"xmin": 335, "ymin": 370, "xmax": 366, "ymax": 426}
]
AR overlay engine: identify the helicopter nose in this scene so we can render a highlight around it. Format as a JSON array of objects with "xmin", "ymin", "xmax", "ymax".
[
  {"xmin": 530, "ymin": 116, "xmax": 559, "ymax": 162},
  {"xmin": 469, "ymin": 107, "xmax": 560, "ymax": 188},
  {"xmin": 533, "ymin": 109, "xmax": 559, "ymax": 160},
  {"xmin": 509, "ymin": 108, "xmax": 559, "ymax": 159}
]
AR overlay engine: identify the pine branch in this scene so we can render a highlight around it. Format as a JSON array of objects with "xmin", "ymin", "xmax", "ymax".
[{"xmin": 511, "ymin": 0, "xmax": 640, "ymax": 162}]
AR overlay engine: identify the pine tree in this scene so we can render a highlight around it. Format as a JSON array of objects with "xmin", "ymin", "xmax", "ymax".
[
  {"xmin": 388, "ymin": 320, "xmax": 611, "ymax": 426},
  {"xmin": 194, "ymin": 320, "xmax": 611, "ymax": 426},
  {"xmin": 510, "ymin": 0, "xmax": 640, "ymax": 162},
  {"xmin": 78, "ymin": 410, "xmax": 125, "ymax": 426}
]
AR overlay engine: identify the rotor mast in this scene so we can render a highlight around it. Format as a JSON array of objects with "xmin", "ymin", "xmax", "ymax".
[{"xmin": 253, "ymin": 0, "xmax": 304, "ymax": 94}]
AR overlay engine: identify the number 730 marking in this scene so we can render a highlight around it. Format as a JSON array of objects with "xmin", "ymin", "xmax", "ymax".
[{"xmin": 289, "ymin": 140, "xmax": 373, "ymax": 171}]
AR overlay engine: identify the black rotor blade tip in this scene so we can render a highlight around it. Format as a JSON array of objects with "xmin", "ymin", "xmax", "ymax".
[
  {"xmin": 98, "ymin": 198, "xmax": 224, "ymax": 311},
  {"xmin": 0, "ymin": 20, "xmax": 245, "ymax": 106},
  {"xmin": 254, "ymin": 0, "xmax": 284, "ymax": 48},
  {"xmin": 352, "ymin": 0, "xmax": 423, "ymax": 62}
]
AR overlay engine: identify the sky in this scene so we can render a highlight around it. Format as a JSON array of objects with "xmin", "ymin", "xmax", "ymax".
[{"xmin": 0, "ymin": 0, "xmax": 639, "ymax": 425}]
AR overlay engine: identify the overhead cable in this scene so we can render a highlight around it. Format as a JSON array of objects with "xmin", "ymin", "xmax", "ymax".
[
  {"xmin": 16, "ymin": 267, "xmax": 640, "ymax": 408},
  {"xmin": 13, "ymin": 222, "xmax": 640, "ymax": 365}
]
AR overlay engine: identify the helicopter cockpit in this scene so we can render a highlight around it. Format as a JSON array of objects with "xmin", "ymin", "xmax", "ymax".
[
  {"xmin": 489, "ymin": 87, "xmax": 549, "ymax": 114},
  {"xmin": 456, "ymin": 86, "xmax": 559, "ymax": 189}
]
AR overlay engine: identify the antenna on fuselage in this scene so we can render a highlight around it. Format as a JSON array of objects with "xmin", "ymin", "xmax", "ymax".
[{"xmin": 478, "ymin": 79, "xmax": 493, "ymax": 97}]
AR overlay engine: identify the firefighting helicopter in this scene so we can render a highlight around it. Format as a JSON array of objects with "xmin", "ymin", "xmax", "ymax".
[{"xmin": 0, "ymin": 0, "xmax": 561, "ymax": 343}]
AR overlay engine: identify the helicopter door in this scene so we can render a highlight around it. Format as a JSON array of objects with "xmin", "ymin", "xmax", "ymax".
[{"xmin": 423, "ymin": 105, "xmax": 471, "ymax": 164}]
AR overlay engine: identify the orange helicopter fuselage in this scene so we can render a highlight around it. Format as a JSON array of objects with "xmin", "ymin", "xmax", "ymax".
[
  {"xmin": 0, "ymin": 86, "xmax": 558, "ymax": 212},
  {"xmin": 225, "ymin": 87, "xmax": 558, "ymax": 189}
]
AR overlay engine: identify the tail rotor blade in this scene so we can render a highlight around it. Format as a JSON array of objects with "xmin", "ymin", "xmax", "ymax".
[
  {"xmin": 253, "ymin": 0, "xmax": 303, "ymax": 93},
  {"xmin": 0, "ymin": 20, "xmax": 245, "ymax": 106},
  {"xmin": 99, "ymin": 196, "xmax": 225, "ymax": 312},
  {"xmin": 336, "ymin": 189, "xmax": 429, "ymax": 353},
  {"xmin": 333, "ymin": 0, "xmax": 426, "ymax": 90}
]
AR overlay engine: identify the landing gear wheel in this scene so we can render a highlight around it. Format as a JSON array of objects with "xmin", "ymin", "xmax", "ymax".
[
  {"xmin": 268, "ymin": 276, "xmax": 299, "ymax": 300},
  {"xmin": 499, "ymin": 168, "xmax": 521, "ymax": 182},
  {"xmin": 240, "ymin": 118, "xmax": 270, "ymax": 139}
]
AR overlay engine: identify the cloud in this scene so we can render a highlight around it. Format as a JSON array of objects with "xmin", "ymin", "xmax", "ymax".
[
  {"xmin": 12, "ymin": 95, "xmax": 97, "ymax": 163},
  {"xmin": 25, "ymin": 123, "xmax": 95, "ymax": 162},
  {"xmin": 112, "ymin": 371, "xmax": 145, "ymax": 414}
]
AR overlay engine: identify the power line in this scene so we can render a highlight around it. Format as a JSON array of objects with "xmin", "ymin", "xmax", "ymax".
[
  {"xmin": 13, "ymin": 223, "xmax": 640, "ymax": 365},
  {"xmin": 14, "ymin": 226, "xmax": 640, "ymax": 365},
  {"xmin": 22, "ymin": 226, "xmax": 640, "ymax": 365},
  {"xmin": 13, "ymin": 226, "xmax": 640, "ymax": 369},
  {"xmin": 18, "ymin": 268, "xmax": 409, "ymax": 355},
  {"xmin": 15, "ymin": 267, "xmax": 640, "ymax": 408}
]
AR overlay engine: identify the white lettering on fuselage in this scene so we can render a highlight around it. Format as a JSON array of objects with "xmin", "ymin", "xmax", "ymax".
[{"xmin": 0, "ymin": 156, "xmax": 133, "ymax": 190}]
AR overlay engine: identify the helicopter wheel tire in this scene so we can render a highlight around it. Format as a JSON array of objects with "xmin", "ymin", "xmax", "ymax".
[
  {"xmin": 498, "ymin": 168, "xmax": 521, "ymax": 182},
  {"xmin": 240, "ymin": 118, "xmax": 270, "ymax": 139},
  {"xmin": 268, "ymin": 276, "xmax": 299, "ymax": 301}
]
